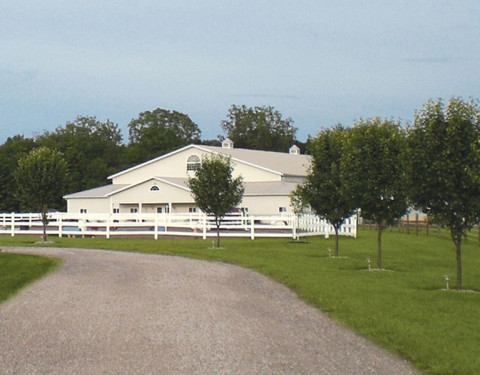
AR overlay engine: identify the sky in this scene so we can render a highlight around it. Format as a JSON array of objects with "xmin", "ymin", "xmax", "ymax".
[{"xmin": 1, "ymin": 0, "xmax": 479, "ymax": 144}]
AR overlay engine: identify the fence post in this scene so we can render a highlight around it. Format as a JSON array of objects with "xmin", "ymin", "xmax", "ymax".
[
  {"xmin": 250, "ymin": 217, "xmax": 255, "ymax": 240},
  {"xmin": 202, "ymin": 213, "xmax": 207, "ymax": 240},
  {"xmin": 10, "ymin": 212, "xmax": 15, "ymax": 237},
  {"xmin": 58, "ymin": 213, "xmax": 63, "ymax": 238},
  {"xmin": 292, "ymin": 215, "xmax": 297, "ymax": 240},
  {"xmin": 106, "ymin": 214, "xmax": 111, "ymax": 239}
]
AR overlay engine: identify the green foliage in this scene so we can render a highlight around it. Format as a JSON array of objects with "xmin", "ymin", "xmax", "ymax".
[
  {"xmin": 0, "ymin": 135, "xmax": 36, "ymax": 212},
  {"xmin": 297, "ymin": 126, "xmax": 355, "ymax": 255},
  {"xmin": 37, "ymin": 116, "xmax": 127, "ymax": 203},
  {"xmin": 343, "ymin": 118, "xmax": 408, "ymax": 268},
  {"xmin": 187, "ymin": 154, "xmax": 244, "ymax": 247},
  {"xmin": 220, "ymin": 105, "xmax": 297, "ymax": 151},
  {"xmin": 407, "ymin": 97, "xmax": 480, "ymax": 289},
  {"xmin": 0, "ymin": 253, "xmax": 60, "ymax": 303},
  {"xmin": 128, "ymin": 108, "xmax": 201, "ymax": 163},
  {"xmin": 14, "ymin": 147, "xmax": 68, "ymax": 241}
]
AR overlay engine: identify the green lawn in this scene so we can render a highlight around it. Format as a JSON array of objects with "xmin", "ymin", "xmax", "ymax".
[
  {"xmin": 1, "ymin": 228, "xmax": 479, "ymax": 374},
  {"xmin": 0, "ymin": 252, "xmax": 60, "ymax": 303}
]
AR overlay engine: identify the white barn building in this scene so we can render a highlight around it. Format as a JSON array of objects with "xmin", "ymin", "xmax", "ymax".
[{"xmin": 64, "ymin": 140, "xmax": 310, "ymax": 216}]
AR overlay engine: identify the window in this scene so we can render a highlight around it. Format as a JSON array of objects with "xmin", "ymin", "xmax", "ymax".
[
  {"xmin": 186, "ymin": 155, "xmax": 201, "ymax": 171},
  {"xmin": 130, "ymin": 208, "xmax": 138, "ymax": 214},
  {"xmin": 157, "ymin": 207, "xmax": 163, "ymax": 213},
  {"xmin": 189, "ymin": 207, "xmax": 197, "ymax": 213},
  {"xmin": 113, "ymin": 208, "xmax": 120, "ymax": 214},
  {"xmin": 80, "ymin": 209, "xmax": 87, "ymax": 214},
  {"xmin": 150, "ymin": 185, "xmax": 159, "ymax": 191},
  {"xmin": 279, "ymin": 207, "xmax": 287, "ymax": 213}
]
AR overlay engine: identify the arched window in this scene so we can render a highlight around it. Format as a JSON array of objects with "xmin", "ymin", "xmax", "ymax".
[
  {"xmin": 186, "ymin": 155, "xmax": 201, "ymax": 171},
  {"xmin": 150, "ymin": 185, "xmax": 159, "ymax": 191}
]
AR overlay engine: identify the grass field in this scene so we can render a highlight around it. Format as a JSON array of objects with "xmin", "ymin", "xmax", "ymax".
[
  {"xmin": 0, "ymin": 252, "xmax": 60, "ymax": 303},
  {"xmin": 0, "ymin": 228, "xmax": 479, "ymax": 374}
]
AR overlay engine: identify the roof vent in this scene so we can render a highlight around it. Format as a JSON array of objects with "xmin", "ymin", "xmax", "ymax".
[
  {"xmin": 222, "ymin": 138, "xmax": 234, "ymax": 149},
  {"xmin": 289, "ymin": 145, "xmax": 300, "ymax": 155}
]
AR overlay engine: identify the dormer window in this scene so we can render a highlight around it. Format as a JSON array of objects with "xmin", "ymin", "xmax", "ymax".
[
  {"xmin": 222, "ymin": 138, "xmax": 234, "ymax": 149},
  {"xmin": 187, "ymin": 155, "xmax": 201, "ymax": 171},
  {"xmin": 289, "ymin": 145, "xmax": 300, "ymax": 155}
]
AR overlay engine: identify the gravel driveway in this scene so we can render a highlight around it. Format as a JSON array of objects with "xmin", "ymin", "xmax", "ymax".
[{"xmin": 0, "ymin": 247, "xmax": 418, "ymax": 374}]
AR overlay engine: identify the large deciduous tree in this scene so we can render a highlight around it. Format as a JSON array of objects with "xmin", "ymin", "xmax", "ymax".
[
  {"xmin": 220, "ymin": 105, "xmax": 297, "ymax": 152},
  {"xmin": 407, "ymin": 98, "xmax": 480, "ymax": 290},
  {"xmin": 187, "ymin": 154, "xmax": 244, "ymax": 248},
  {"xmin": 343, "ymin": 118, "xmax": 408, "ymax": 269},
  {"xmin": 14, "ymin": 147, "xmax": 68, "ymax": 242},
  {"xmin": 0, "ymin": 135, "xmax": 36, "ymax": 212},
  {"xmin": 295, "ymin": 125, "xmax": 355, "ymax": 256},
  {"xmin": 38, "ymin": 116, "xmax": 126, "ymax": 204},
  {"xmin": 128, "ymin": 108, "xmax": 201, "ymax": 163}
]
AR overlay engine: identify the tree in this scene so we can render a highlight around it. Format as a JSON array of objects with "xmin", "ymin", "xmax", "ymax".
[
  {"xmin": 38, "ymin": 116, "xmax": 126, "ymax": 204},
  {"xmin": 220, "ymin": 105, "xmax": 297, "ymax": 151},
  {"xmin": 343, "ymin": 118, "xmax": 408, "ymax": 269},
  {"xmin": 295, "ymin": 125, "xmax": 355, "ymax": 256},
  {"xmin": 407, "ymin": 98, "xmax": 480, "ymax": 290},
  {"xmin": 128, "ymin": 108, "xmax": 201, "ymax": 163},
  {"xmin": 187, "ymin": 154, "xmax": 244, "ymax": 248},
  {"xmin": 0, "ymin": 135, "xmax": 36, "ymax": 212},
  {"xmin": 14, "ymin": 147, "xmax": 68, "ymax": 242}
]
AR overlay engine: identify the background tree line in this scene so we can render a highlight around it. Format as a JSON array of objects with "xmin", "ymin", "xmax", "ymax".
[{"xmin": 0, "ymin": 105, "xmax": 300, "ymax": 212}]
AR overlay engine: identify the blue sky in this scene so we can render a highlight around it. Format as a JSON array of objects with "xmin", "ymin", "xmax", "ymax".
[{"xmin": 1, "ymin": 0, "xmax": 479, "ymax": 143}]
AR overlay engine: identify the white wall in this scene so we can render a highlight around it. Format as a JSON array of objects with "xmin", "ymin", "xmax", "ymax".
[
  {"xmin": 67, "ymin": 197, "xmax": 111, "ymax": 214},
  {"xmin": 240, "ymin": 195, "xmax": 293, "ymax": 215},
  {"xmin": 110, "ymin": 179, "xmax": 194, "ymax": 213}
]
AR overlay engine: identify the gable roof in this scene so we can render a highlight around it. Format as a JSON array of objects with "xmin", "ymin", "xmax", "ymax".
[
  {"xmin": 198, "ymin": 145, "xmax": 310, "ymax": 177},
  {"xmin": 108, "ymin": 144, "xmax": 310, "ymax": 180},
  {"xmin": 64, "ymin": 177, "xmax": 191, "ymax": 199},
  {"xmin": 64, "ymin": 184, "xmax": 129, "ymax": 199},
  {"xmin": 64, "ymin": 177, "xmax": 298, "ymax": 200}
]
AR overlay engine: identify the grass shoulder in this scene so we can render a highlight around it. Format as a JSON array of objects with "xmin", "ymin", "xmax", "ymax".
[{"xmin": 0, "ymin": 251, "xmax": 61, "ymax": 304}]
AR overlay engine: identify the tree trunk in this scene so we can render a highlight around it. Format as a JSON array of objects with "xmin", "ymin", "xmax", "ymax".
[
  {"xmin": 334, "ymin": 225, "xmax": 339, "ymax": 257},
  {"xmin": 376, "ymin": 223, "xmax": 384, "ymax": 269},
  {"xmin": 41, "ymin": 207, "xmax": 48, "ymax": 242},
  {"xmin": 415, "ymin": 213, "xmax": 419, "ymax": 236},
  {"xmin": 216, "ymin": 217, "xmax": 221, "ymax": 248},
  {"xmin": 455, "ymin": 239, "xmax": 462, "ymax": 290}
]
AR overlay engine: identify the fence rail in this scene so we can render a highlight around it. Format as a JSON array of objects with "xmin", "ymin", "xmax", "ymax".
[{"xmin": 0, "ymin": 212, "xmax": 357, "ymax": 240}]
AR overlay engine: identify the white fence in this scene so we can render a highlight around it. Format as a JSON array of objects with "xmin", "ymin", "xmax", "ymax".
[{"xmin": 0, "ymin": 212, "xmax": 357, "ymax": 240}]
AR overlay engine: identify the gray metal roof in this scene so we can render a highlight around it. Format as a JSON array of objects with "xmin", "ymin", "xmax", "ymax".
[
  {"xmin": 64, "ymin": 184, "xmax": 129, "ymax": 199},
  {"xmin": 243, "ymin": 181, "xmax": 299, "ymax": 196},
  {"xmin": 65, "ymin": 179, "xmax": 298, "ymax": 199},
  {"xmin": 153, "ymin": 178, "xmax": 298, "ymax": 196},
  {"xmin": 108, "ymin": 144, "xmax": 311, "ymax": 180},
  {"xmin": 198, "ymin": 145, "xmax": 310, "ymax": 177}
]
